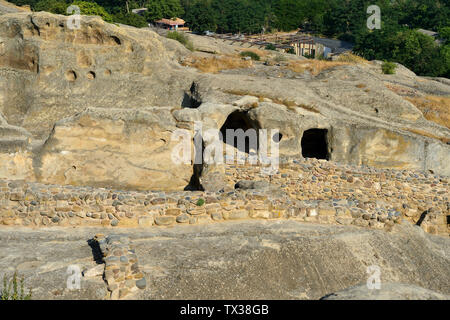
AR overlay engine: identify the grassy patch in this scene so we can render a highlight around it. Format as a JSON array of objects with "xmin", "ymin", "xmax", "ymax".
[
  {"xmin": 167, "ymin": 31, "xmax": 194, "ymax": 51},
  {"xmin": 385, "ymin": 83, "xmax": 417, "ymax": 96},
  {"xmin": 196, "ymin": 198, "xmax": 205, "ymax": 206},
  {"xmin": 404, "ymin": 95, "xmax": 450, "ymax": 129},
  {"xmin": 181, "ymin": 55, "xmax": 251, "ymax": 73},
  {"xmin": 335, "ymin": 52, "xmax": 368, "ymax": 63}
]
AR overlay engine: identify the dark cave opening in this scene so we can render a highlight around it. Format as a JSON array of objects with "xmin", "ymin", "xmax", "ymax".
[
  {"xmin": 220, "ymin": 110, "xmax": 259, "ymax": 155},
  {"xmin": 301, "ymin": 128, "xmax": 329, "ymax": 160}
]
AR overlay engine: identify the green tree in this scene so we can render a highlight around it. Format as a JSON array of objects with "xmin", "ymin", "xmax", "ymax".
[
  {"xmin": 355, "ymin": 28, "xmax": 447, "ymax": 77},
  {"xmin": 185, "ymin": 0, "xmax": 216, "ymax": 33},
  {"xmin": 144, "ymin": 0, "xmax": 184, "ymax": 22},
  {"xmin": 398, "ymin": 0, "xmax": 450, "ymax": 30},
  {"xmin": 113, "ymin": 11, "xmax": 148, "ymax": 27},
  {"xmin": 273, "ymin": 0, "xmax": 305, "ymax": 31},
  {"xmin": 72, "ymin": 1, "xmax": 113, "ymax": 22},
  {"xmin": 34, "ymin": 0, "xmax": 68, "ymax": 14}
]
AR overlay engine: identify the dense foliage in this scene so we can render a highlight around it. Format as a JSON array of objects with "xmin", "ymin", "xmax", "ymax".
[{"xmin": 7, "ymin": 0, "xmax": 450, "ymax": 77}]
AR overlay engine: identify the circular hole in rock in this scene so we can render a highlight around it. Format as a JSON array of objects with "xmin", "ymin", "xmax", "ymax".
[
  {"xmin": 110, "ymin": 36, "xmax": 121, "ymax": 45},
  {"xmin": 87, "ymin": 71, "xmax": 96, "ymax": 80},
  {"xmin": 104, "ymin": 69, "xmax": 111, "ymax": 76},
  {"xmin": 272, "ymin": 132, "xmax": 283, "ymax": 143},
  {"xmin": 65, "ymin": 70, "xmax": 77, "ymax": 81}
]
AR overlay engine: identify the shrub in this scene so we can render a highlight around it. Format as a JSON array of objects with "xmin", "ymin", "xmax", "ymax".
[
  {"xmin": 167, "ymin": 31, "xmax": 194, "ymax": 51},
  {"xmin": 265, "ymin": 43, "xmax": 276, "ymax": 50},
  {"xmin": 196, "ymin": 198, "xmax": 205, "ymax": 206},
  {"xmin": 382, "ymin": 61, "xmax": 397, "ymax": 74},
  {"xmin": 1, "ymin": 272, "xmax": 32, "ymax": 300},
  {"xmin": 240, "ymin": 51, "xmax": 260, "ymax": 61},
  {"xmin": 286, "ymin": 47, "xmax": 295, "ymax": 54}
]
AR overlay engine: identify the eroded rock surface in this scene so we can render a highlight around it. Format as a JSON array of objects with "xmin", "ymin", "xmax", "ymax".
[
  {"xmin": 0, "ymin": 10, "xmax": 449, "ymax": 193},
  {"xmin": 322, "ymin": 283, "xmax": 449, "ymax": 300},
  {"xmin": 0, "ymin": 220, "xmax": 448, "ymax": 300}
]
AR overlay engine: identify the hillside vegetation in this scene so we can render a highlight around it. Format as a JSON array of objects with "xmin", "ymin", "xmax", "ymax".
[{"xmin": 6, "ymin": 0, "xmax": 450, "ymax": 77}]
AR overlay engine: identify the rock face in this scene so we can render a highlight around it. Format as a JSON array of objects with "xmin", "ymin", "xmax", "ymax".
[
  {"xmin": 0, "ymin": 9, "xmax": 449, "ymax": 193},
  {"xmin": 0, "ymin": 11, "xmax": 192, "ymax": 139},
  {"xmin": 0, "ymin": 220, "xmax": 448, "ymax": 300},
  {"xmin": 36, "ymin": 107, "xmax": 192, "ymax": 191},
  {"xmin": 0, "ymin": 11, "xmax": 196, "ymax": 190},
  {"xmin": 0, "ymin": 0, "xmax": 29, "ymax": 15}
]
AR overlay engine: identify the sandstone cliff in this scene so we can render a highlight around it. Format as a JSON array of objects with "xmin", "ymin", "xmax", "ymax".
[
  {"xmin": 0, "ymin": 10, "xmax": 449, "ymax": 190},
  {"xmin": 0, "ymin": 9, "xmax": 448, "ymax": 301}
]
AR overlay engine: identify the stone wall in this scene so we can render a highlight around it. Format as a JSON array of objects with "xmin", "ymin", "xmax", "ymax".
[
  {"xmin": 0, "ymin": 157, "xmax": 447, "ymax": 236},
  {"xmin": 94, "ymin": 234, "xmax": 146, "ymax": 300}
]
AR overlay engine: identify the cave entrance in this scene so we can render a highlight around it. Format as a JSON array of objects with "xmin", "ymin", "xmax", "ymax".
[
  {"xmin": 301, "ymin": 128, "xmax": 329, "ymax": 160},
  {"xmin": 220, "ymin": 110, "xmax": 259, "ymax": 155}
]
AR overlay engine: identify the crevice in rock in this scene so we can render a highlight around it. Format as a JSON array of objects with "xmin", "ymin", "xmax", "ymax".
[
  {"xmin": 416, "ymin": 210, "xmax": 429, "ymax": 226},
  {"xmin": 184, "ymin": 163, "xmax": 204, "ymax": 191},
  {"xmin": 181, "ymin": 81, "xmax": 202, "ymax": 108},
  {"xmin": 87, "ymin": 238, "xmax": 104, "ymax": 264},
  {"xmin": 184, "ymin": 137, "xmax": 205, "ymax": 191}
]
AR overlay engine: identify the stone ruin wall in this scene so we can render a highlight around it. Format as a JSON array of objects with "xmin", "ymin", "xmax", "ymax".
[{"xmin": 0, "ymin": 158, "xmax": 447, "ymax": 236}]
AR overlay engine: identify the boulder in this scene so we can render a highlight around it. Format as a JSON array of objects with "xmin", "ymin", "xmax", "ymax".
[{"xmin": 36, "ymin": 107, "xmax": 193, "ymax": 191}]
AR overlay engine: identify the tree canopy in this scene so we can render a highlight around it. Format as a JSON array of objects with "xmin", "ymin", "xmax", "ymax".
[{"xmin": 7, "ymin": 0, "xmax": 450, "ymax": 77}]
